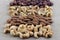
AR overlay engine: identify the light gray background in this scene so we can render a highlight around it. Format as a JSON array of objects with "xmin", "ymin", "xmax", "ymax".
[{"xmin": 0, "ymin": 0, "xmax": 60, "ymax": 40}]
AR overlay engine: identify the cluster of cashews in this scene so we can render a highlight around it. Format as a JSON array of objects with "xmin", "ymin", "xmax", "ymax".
[
  {"xmin": 4, "ymin": 24, "xmax": 53, "ymax": 38},
  {"xmin": 9, "ymin": 5, "xmax": 53, "ymax": 17}
]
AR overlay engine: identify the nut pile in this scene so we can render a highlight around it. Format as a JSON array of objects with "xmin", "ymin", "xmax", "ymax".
[
  {"xmin": 9, "ymin": 5, "xmax": 53, "ymax": 17},
  {"xmin": 4, "ymin": 24, "xmax": 53, "ymax": 38},
  {"xmin": 10, "ymin": 0, "xmax": 53, "ymax": 7},
  {"xmin": 7, "ymin": 14, "xmax": 53, "ymax": 26},
  {"xmin": 4, "ymin": 0, "xmax": 54, "ymax": 39}
]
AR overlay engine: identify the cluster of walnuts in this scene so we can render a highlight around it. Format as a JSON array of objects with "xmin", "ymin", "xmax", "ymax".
[{"xmin": 4, "ymin": 24, "xmax": 53, "ymax": 38}]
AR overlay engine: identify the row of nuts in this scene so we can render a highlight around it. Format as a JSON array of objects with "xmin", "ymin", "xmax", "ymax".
[
  {"xmin": 7, "ymin": 14, "xmax": 53, "ymax": 26},
  {"xmin": 4, "ymin": 24, "xmax": 53, "ymax": 38},
  {"xmin": 9, "ymin": 5, "xmax": 53, "ymax": 17},
  {"xmin": 4, "ymin": 0, "xmax": 53, "ymax": 39},
  {"xmin": 10, "ymin": 0, "xmax": 53, "ymax": 7}
]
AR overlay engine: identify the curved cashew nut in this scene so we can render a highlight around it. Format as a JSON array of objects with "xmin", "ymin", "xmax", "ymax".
[
  {"xmin": 45, "ymin": 32, "xmax": 53, "ymax": 38},
  {"xmin": 27, "ymin": 24, "xmax": 34, "ymax": 31},
  {"xmin": 18, "ymin": 24, "xmax": 27, "ymax": 32},
  {"xmin": 10, "ymin": 26, "xmax": 17, "ymax": 30},
  {"xmin": 19, "ymin": 30, "xmax": 30, "ymax": 38},
  {"xmin": 29, "ymin": 31, "xmax": 33, "ymax": 36},
  {"xmin": 34, "ymin": 32, "xmax": 39, "ymax": 38},
  {"xmin": 4, "ymin": 24, "xmax": 11, "ymax": 33}
]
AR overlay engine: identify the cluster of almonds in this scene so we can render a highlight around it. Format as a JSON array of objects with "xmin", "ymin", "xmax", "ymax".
[
  {"xmin": 9, "ymin": 5, "xmax": 53, "ymax": 17},
  {"xmin": 4, "ymin": 24, "xmax": 53, "ymax": 38},
  {"xmin": 7, "ymin": 14, "xmax": 53, "ymax": 26},
  {"xmin": 10, "ymin": 0, "xmax": 53, "ymax": 7}
]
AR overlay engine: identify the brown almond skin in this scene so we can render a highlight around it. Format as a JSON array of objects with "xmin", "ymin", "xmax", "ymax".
[{"xmin": 7, "ymin": 14, "xmax": 53, "ymax": 26}]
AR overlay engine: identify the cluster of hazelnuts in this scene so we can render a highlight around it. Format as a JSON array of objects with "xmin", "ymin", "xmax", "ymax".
[{"xmin": 4, "ymin": 24, "xmax": 53, "ymax": 38}]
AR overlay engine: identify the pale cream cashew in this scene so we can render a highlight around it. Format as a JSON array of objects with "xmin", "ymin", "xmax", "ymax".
[
  {"xmin": 20, "ymin": 6, "xmax": 27, "ymax": 12},
  {"xmin": 10, "ymin": 26, "xmax": 18, "ymax": 36},
  {"xmin": 39, "ymin": 27, "xmax": 43, "ymax": 36},
  {"xmin": 10, "ymin": 30, "xmax": 18, "ymax": 36},
  {"xmin": 45, "ymin": 32, "xmax": 53, "ymax": 38},
  {"xmin": 44, "ymin": 25, "xmax": 52, "ymax": 30},
  {"xmin": 27, "ymin": 24, "xmax": 34, "ymax": 31},
  {"xmin": 29, "ymin": 31, "xmax": 33, "ymax": 36},
  {"xmin": 34, "ymin": 32, "xmax": 40, "ymax": 38},
  {"xmin": 4, "ymin": 24, "xmax": 11, "ymax": 28},
  {"xmin": 9, "ymin": 6, "xmax": 18, "ymax": 16},
  {"xmin": 36, "ymin": 24, "xmax": 42, "ymax": 28},
  {"xmin": 20, "ymin": 12, "xmax": 27, "ymax": 17},
  {"xmin": 23, "ymin": 32, "xmax": 30, "ymax": 38},
  {"xmin": 19, "ymin": 30, "xmax": 30, "ymax": 38},
  {"xmin": 10, "ymin": 26, "xmax": 17, "ymax": 30},
  {"xmin": 34, "ymin": 25, "xmax": 42, "ymax": 32},
  {"xmin": 34, "ymin": 27, "xmax": 38, "ymax": 32},
  {"xmin": 18, "ymin": 24, "xmax": 27, "ymax": 32},
  {"xmin": 39, "ymin": 25, "xmax": 47, "ymax": 36},
  {"xmin": 19, "ymin": 32, "xmax": 23, "ymax": 38},
  {"xmin": 39, "ymin": 30, "xmax": 43, "ymax": 36},
  {"xmin": 38, "ymin": 8, "xmax": 45, "ymax": 15},
  {"xmin": 4, "ymin": 24, "xmax": 11, "ymax": 33},
  {"xmin": 42, "ymin": 28, "xmax": 47, "ymax": 37},
  {"xmin": 45, "ymin": 5, "xmax": 53, "ymax": 17},
  {"xmin": 9, "ymin": 6, "xmax": 17, "ymax": 10},
  {"xmin": 4, "ymin": 28, "xmax": 10, "ymax": 34}
]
